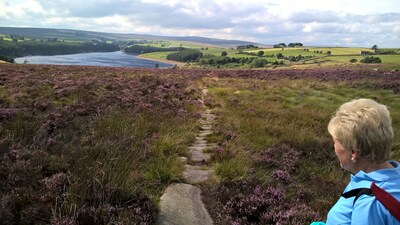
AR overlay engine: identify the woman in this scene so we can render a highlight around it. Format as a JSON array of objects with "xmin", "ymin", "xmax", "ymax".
[{"xmin": 312, "ymin": 98, "xmax": 400, "ymax": 225}]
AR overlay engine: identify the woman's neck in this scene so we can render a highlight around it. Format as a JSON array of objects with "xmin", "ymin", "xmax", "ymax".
[{"xmin": 352, "ymin": 159, "xmax": 393, "ymax": 174}]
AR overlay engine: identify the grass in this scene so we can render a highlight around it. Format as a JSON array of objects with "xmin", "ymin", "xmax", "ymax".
[
  {"xmin": 201, "ymin": 76, "xmax": 400, "ymax": 223},
  {"xmin": 135, "ymin": 42, "xmax": 400, "ymax": 69},
  {"xmin": 206, "ymin": 78, "xmax": 400, "ymax": 158},
  {"xmin": 247, "ymin": 47, "xmax": 323, "ymax": 56},
  {"xmin": 140, "ymin": 51, "xmax": 172, "ymax": 59},
  {"xmin": 245, "ymin": 47, "xmax": 376, "ymax": 56},
  {"xmin": 307, "ymin": 47, "xmax": 371, "ymax": 55},
  {"xmin": 328, "ymin": 55, "xmax": 400, "ymax": 64}
]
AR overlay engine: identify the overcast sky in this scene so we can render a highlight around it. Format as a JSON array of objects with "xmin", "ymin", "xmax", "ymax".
[{"xmin": 0, "ymin": 0, "xmax": 399, "ymax": 47}]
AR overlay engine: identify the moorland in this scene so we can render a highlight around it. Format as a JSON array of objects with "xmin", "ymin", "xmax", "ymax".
[{"xmin": 1, "ymin": 27, "xmax": 400, "ymax": 224}]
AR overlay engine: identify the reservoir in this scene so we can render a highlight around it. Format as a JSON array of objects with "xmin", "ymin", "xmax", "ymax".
[{"xmin": 15, "ymin": 51, "xmax": 173, "ymax": 68}]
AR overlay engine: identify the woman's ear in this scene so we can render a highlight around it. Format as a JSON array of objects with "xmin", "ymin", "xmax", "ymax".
[{"xmin": 351, "ymin": 150, "xmax": 359, "ymax": 162}]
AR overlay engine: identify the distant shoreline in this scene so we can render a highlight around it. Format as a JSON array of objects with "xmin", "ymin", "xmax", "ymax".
[{"xmin": 135, "ymin": 55, "xmax": 186, "ymax": 68}]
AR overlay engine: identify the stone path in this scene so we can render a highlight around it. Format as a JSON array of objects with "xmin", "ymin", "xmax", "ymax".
[{"xmin": 156, "ymin": 88, "xmax": 216, "ymax": 225}]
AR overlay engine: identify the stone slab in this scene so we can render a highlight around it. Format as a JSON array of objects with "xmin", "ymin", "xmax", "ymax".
[
  {"xmin": 156, "ymin": 183, "xmax": 213, "ymax": 225},
  {"xmin": 183, "ymin": 165, "xmax": 214, "ymax": 184},
  {"xmin": 189, "ymin": 149, "xmax": 211, "ymax": 162}
]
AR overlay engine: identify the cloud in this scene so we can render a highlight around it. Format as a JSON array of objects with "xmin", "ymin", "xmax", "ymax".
[
  {"xmin": 0, "ymin": 0, "xmax": 399, "ymax": 47},
  {"xmin": 289, "ymin": 11, "xmax": 347, "ymax": 23}
]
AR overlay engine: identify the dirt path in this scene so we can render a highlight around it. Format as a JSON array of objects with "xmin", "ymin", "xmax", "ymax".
[{"xmin": 156, "ymin": 87, "xmax": 216, "ymax": 225}]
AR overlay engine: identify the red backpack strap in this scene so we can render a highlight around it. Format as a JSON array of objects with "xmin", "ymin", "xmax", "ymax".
[{"xmin": 371, "ymin": 182, "xmax": 400, "ymax": 221}]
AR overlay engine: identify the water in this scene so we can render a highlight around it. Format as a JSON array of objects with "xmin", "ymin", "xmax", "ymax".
[{"xmin": 15, "ymin": 51, "xmax": 173, "ymax": 68}]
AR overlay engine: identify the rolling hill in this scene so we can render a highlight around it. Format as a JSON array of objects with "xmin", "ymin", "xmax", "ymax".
[{"xmin": 0, "ymin": 27, "xmax": 265, "ymax": 48}]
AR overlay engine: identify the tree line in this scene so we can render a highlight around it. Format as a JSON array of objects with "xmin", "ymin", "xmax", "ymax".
[
  {"xmin": 166, "ymin": 49, "xmax": 203, "ymax": 62},
  {"xmin": 124, "ymin": 45, "xmax": 185, "ymax": 54},
  {"xmin": 236, "ymin": 44, "xmax": 259, "ymax": 49},
  {"xmin": 198, "ymin": 55, "xmax": 282, "ymax": 68},
  {"xmin": 0, "ymin": 39, "xmax": 120, "ymax": 57},
  {"xmin": 273, "ymin": 43, "xmax": 303, "ymax": 48}
]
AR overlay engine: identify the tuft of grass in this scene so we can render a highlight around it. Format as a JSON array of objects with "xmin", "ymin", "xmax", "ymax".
[
  {"xmin": 215, "ymin": 156, "xmax": 251, "ymax": 182},
  {"xmin": 145, "ymin": 156, "xmax": 184, "ymax": 186},
  {"xmin": 151, "ymin": 134, "xmax": 189, "ymax": 157}
]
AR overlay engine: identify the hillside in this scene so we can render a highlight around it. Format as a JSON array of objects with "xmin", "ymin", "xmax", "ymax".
[{"xmin": 0, "ymin": 27, "xmax": 263, "ymax": 47}]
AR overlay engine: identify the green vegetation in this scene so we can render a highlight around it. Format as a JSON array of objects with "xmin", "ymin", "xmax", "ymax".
[
  {"xmin": 0, "ymin": 38, "xmax": 120, "ymax": 57},
  {"xmin": 136, "ymin": 43, "xmax": 399, "ymax": 69},
  {"xmin": 273, "ymin": 42, "xmax": 303, "ymax": 48},
  {"xmin": 360, "ymin": 56, "xmax": 382, "ymax": 63},
  {"xmin": 328, "ymin": 55, "xmax": 400, "ymax": 64},
  {"xmin": 166, "ymin": 49, "xmax": 203, "ymax": 62},
  {"xmin": 0, "ymin": 55, "xmax": 14, "ymax": 63},
  {"xmin": 140, "ymin": 51, "xmax": 172, "ymax": 60},
  {"xmin": 1, "ymin": 27, "xmax": 399, "ymax": 69},
  {"xmin": 124, "ymin": 45, "xmax": 184, "ymax": 54}
]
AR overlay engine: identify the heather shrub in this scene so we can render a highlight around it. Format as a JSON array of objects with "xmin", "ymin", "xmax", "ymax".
[
  {"xmin": 0, "ymin": 65, "xmax": 201, "ymax": 224},
  {"xmin": 218, "ymin": 179, "xmax": 320, "ymax": 224},
  {"xmin": 271, "ymin": 169, "xmax": 292, "ymax": 183},
  {"xmin": 255, "ymin": 143, "xmax": 302, "ymax": 173}
]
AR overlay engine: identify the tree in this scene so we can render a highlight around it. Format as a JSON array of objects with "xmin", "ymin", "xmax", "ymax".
[
  {"xmin": 371, "ymin": 45, "xmax": 378, "ymax": 51},
  {"xmin": 166, "ymin": 49, "xmax": 203, "ymax": 62},
  {"xmin": 276, "ymin": 53, "xmax": 284, "ymax": 59},
  {"xmin": 257, "ymin": 51, "xmax": 264, "ymax": 57},
  {"xmin": 288, "ymin": 42, "xmax": 303, "ymax": 47},
  {"xmin": 360, "ymin": 56, "xmax": 382, "ymax": 63},
  {"xmin": 221, "ymin": 51, "xmax": 228, "ymax": 56},
  {"xmin": 326, "ymin": 51, "xmax": 331, "ymax": 55},
  {"xmin": 251, "ymin": 58, "xmax": 267, "ymax": 68},
  {"xmin": 273, "ymin": 43, "xmax": 287, "ymax": 48},
  {"xmin": 349, "ymin": 58, "xmax": 358, "ymax": 63}
]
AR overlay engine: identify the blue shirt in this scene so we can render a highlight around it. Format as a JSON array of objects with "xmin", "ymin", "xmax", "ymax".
[{"xmin": 326, "ymin": 160, "xmax": 400, "ymax": 225}]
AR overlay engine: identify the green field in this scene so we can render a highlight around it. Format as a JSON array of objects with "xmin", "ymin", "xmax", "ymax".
[
  {"xmin": 246, "ymin": 47, "xmax": 371, "ymax": 56},
  {"xmin": 328, "ymin": 55, "xmax": 400, "ymax": 63},
  {"xmin": 136, "ymin": 43, "xmax": 400, "ymax": 69},
  {"xmin": 140, "ymin": 51, "xmax": 171, "ymax": 59}
]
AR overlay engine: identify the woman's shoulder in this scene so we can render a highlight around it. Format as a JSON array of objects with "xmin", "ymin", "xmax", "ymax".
[
  {"xmin": 349, "ymin": 178, "xmax": 400, "ymax": 224},
  {"xmin": 353, "ymin": 192, "xmax": 400, "ymax": 224}
]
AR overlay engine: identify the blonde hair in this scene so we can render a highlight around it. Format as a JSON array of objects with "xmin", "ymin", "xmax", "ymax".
[{"xmin": 328, "ymin": 98, "xmax": 393, "ymax": 163}]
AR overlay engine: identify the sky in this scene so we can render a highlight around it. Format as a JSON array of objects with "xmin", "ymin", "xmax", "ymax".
[{"xmin": 0, "ymin": 0, "xmax": 399, "ymax": 47}]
